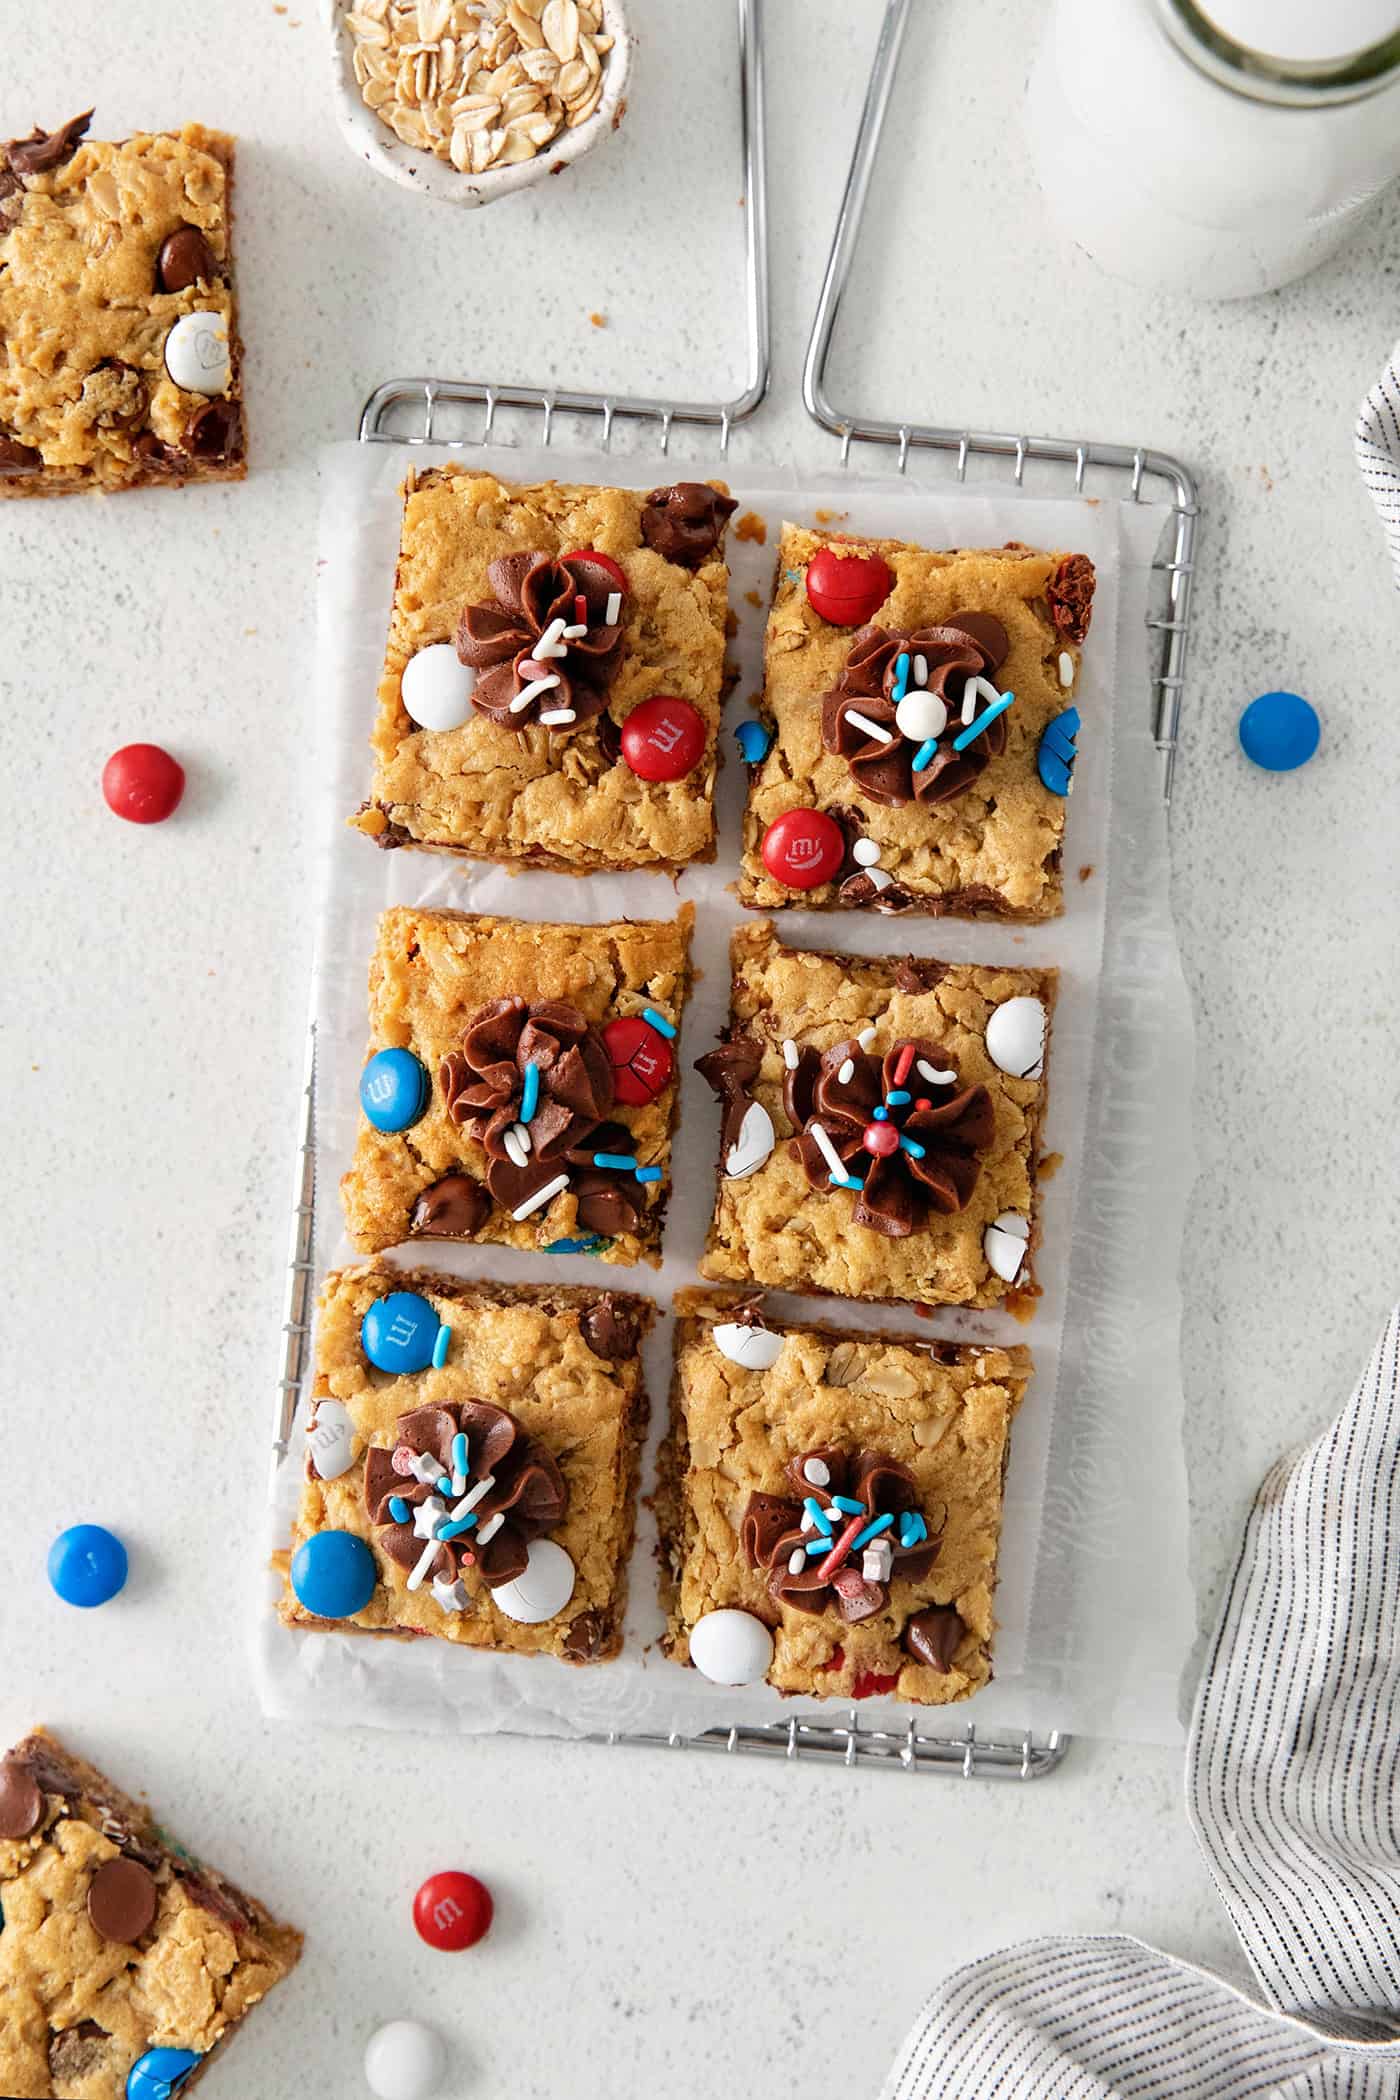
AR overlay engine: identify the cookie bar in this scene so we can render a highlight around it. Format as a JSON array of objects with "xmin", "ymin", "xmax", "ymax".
[
  {"xmin": 342, "ymin": 905, "xmax": 693, "ymax": 1264},
  {"xmin": 351, "ymin": 469, "xmax": 735, "ymax": 874},
  {"xmin": 0, "ymin": 116, "xmax": 245, "ymax": 496},
  {"xmin": 0, "ymin": 1728, "xmax": 301, "ymax": 2100},
  {"xmin": 697, "ymin": 921, "xmax": 1055, "ymax": 1310},
  {"xmin": 657, "ymin": 1291, "xmax": 1031, "ymax": 1704},
  {"xmin": 737, "ymin": 525, "xmax": 1095, "ymax": 920},
  {"xmin": 279, "ymin": 1265, "xmax": 653, "ymax": 1663}
]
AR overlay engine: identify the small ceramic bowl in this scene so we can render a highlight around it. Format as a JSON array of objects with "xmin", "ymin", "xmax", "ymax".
[{"xmin": 323, "ymin": 0, "xmax": 633, "ymax": 206}]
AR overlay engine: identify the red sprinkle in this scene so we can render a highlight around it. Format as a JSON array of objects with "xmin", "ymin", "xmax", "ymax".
[
  {"xmin": 102, "ymin": 743, "xmax": 185, "ymax": 825},
  {"xmin": 914, "ymin": 1097, "xmax": 932, "ymax": 1111},
  {"xmin": 815, "ymin": 1513, "xmax": 865, "ymax": 1583},
  {"xmin": 574, "ymin": 593, "xmax": 587, "ymax": 625},
  {"xmin": 413, "ymin": 1871, "xmax": 494, "ymax": 1951},
  {"xmin": 390, "ymin": 1445, "xmax": 417, "ymax": 1476},
  {"xmin": 893, "ymin": 1044, "xmax": 915, "ymax": 1087}
]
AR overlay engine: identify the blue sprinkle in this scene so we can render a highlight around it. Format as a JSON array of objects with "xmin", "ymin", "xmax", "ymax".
[
  {"xmin": 872, "ymin": 1106, "xmax": 889, "ymax": 1122},
  {"xmin": 900, "ymin": 1513, "xmax": 928, "ymax": 1549},
  {"xmin": 831, "ymin": 1495, "xmax": 863, "ymax": 1516},
  {"xmin": 452, "ymin": 1431, "xmax": 469, "ymax": 1480},
  {"xmin": 952, "ymin": 689, "xmax": 1015, "ymax": 752},
  {"xmin": 388, "ymin": 1496, "xmax": 412, "ymax": 1525},
  {"xmin": 851, "ymin": 1511, "xmax": 894, "ymax": 1551},
  {"xmin": 735, "ymin": 718, "xmax": 775, "ymax": 764},
  {"xmin": 784, "ymin": 567, "xmax": 802, "ymax": 584},
  {"xmin": 900, "ymin": 1136, "xmax": 926, "ymax": 1159},
  {"xmin": 635, "ymin": 1165, "xmax": 664, "ymax": 1184},
  {"xmin": 436, "ymin": 1476, "xmax": 452, "ymax": 1496},
  {"xmin": 829, "ymin": 1172, "xmax": 863, "ymax": 1190},
  {"xmin": 886, "ymin": 1089, "xmax": 911, "ymax": 1107},
  {"xmin": 437, "ymin": 1514, "xmax": 478, "ymax": 1541},
  {"xmin": 432, "ymin": 1323, "xmax": 451, "ymax": 1370},
  {"xmin": 911, "ymin": 737, "xmax": 940, "ymax": 773},
  {"xmin": 804, "ymin": 1497, "xmax": 833, "ymax": 1535},
  {"xmin": 805, "ymin": 1538, "xmax": 832, "ymax": 1558},
  {"xmin": 544, "ymin": 1233, "xmax": 611, "ymax": 1254},
  {"xmin": 593, "ymin": 1152, "xmax": 639, "ymax": 1170},
  {"xmin": 520, "ymin": 1062, "xmax": 541, "ymax": 1123},
  {"xmin": 642, "ymin": 1007, "xmax": 676, "ymax": 1039}
]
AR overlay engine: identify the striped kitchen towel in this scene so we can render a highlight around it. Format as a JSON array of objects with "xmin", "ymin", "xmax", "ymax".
[
  {"xmin": 879, "ymin": 1307, "xmax": 1400, "ymax": 2099},
  {"xmin": 1357, "ymin": 346, "xmax": 1400, "ymax": 582}
]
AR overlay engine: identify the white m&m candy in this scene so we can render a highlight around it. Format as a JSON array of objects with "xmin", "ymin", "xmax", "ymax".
[
  {"xmin": 712, "ymin": 1322, "xmax": 784, "ymax": 1371},
  {"xmin": 985, "ymin": 996, "xmax": 1047, "ymax": 1080},
  {"xmin": 364, "ymin": 2020, "xmax": 447, "ymax": 2100},
  {"xmin": 689, "ymin": 1608, "xmax": 774, "ymax": 1687},
  {"xmin": 306, "ymin": 1398, "xmax": 355, "ymax": 1481},
  {"xmin": 401, "ymin": 644, "xmax": 477, "ymax": 732},
  {"xmin": 490, "ymin": 1538, "xmax": 576, "ymax": 1624},
  {"xmin": 724, "ymin": 1100, "xmax": 775, "ymax": 1180},
  {"xmin": 163, "ymin": 311, "xmax": 231, "ymax": 396},
  {"xmin": 984, "ymin": 1211, "xmax": 1031, "ymax": 1283}
]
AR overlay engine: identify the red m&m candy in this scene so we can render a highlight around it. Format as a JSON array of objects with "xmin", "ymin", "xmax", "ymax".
[
  {"xmin": 413, "ymin": 1871, "xmax": 493, "ymax": 1951},
  {"xmin": 804, "ymin": 547, "xmax": 894, "ymax": 627},
  {"xmin": 760, "ymin": 808, "xmax": 845, "ymax": 890},
  {"xmin": 603, "ymin": 1016, "xmax": 674, "ymax": 1105},
  {"xmin": 620, "ymin": 696, "xmax": 706, "ymax": 782},
  {"xmin": 102, "ymin": 743, "xmax": 185, "ymax": 825}
]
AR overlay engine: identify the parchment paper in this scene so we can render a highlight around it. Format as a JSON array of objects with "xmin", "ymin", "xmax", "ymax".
[{"xmin": 254, "ymin": 440, "xmax": 1197, "ymax": 1747}]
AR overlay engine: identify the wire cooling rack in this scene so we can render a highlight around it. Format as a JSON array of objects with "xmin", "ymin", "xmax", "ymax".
[{"xmin": 270, "ymin": 0, "xmax": 1214, "ymax": 1783}]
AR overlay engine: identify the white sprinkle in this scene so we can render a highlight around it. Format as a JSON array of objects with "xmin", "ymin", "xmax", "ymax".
[
  {"xmin": 845, "ymin": 708, "xmax": 894, "ymax": 744},
  {"xmin": 852, "ymin": 838, "xmax": 881, "ymax": 868},
  {"xmin": 837, "ymin": 1057, "xmax": 855, "ymax": 1084},
  {"xmin": 533, "ymin": 636, "xmax": 569, "ymax": 660},
  {"xmin": 913, "ymin": 653, "xmax": 928, "ymax": 685},
  {"xmin": 512, "ymin": 674, "xmax": 560, "ymax": 710},
  {"xmin": 539, "ymin": 708, "xmax": 577, "ymax": 725},
  {"xmin": 863, "ymin": 1539, "xmax": 893, "ymax": 1583},
  {"xmin": 451, "ymin": 1475, "xmax": 495, "ymax": 1518},
  {"xmin": 809, "ymin": 1121, "xmax": 848, "ymax": 1183},
  {"xmin": 512, "ymin": 1121, "xmax": 532, "ymax": 1154},
  {"xmin": 431, "ymin": 1574, "xmax": 471, "ymax": 1613},
  {"xmin": 503, "ymin": 1127, "xmax": 528, "ymax": 1170},
  {"xmin": 802, "ymin": 1457, "xmax": 831, "ymax": 1487},
  {"xmin": 1058, "ymin": 651, "xmax": 1074, "ymax": 688},
  {"xmin": 476, "ymin": 1513, "xmax": 504, "ymax": 1546},
  {"xmin": 536, "ymin": 616, "xmax": 569, "ymax": 655},
  {"xmin": 511, "ymin": 1173, "xmax": 570, "ymax": 1221},
  {"xmin": 412, "ymin": 1495, "xmax": 447, "ymax": 1541},
  {"xmin": 562, "ymin": 622, "xmax": 589, "ymax": 640},
  {"xmin": 857, "ymin": 1026, "xmax": 877, "ymax": 1049},
  {"xmin": 407, "ymin": 1537, "xmax": 441, "ymax": 1592},
  {"xmin": 782, "ymin": 1038, "xmax": 799, "ymax": 1070},
  {"xmin": 800, "ymin": 1508, "xmax": 815, "ymax": 1533},
  {"xmin": 962, "ymin": 673, "xmax": 1002, "ymax": 724},
  {"xmin": 605, "ymin": 591, "xmax": 622, "ymax": 625},
  {"xmin": 407, "ymin": 1452, "xmax": 443, "ymax": 1487},
  {"xmin": 788, "ymin": 1548, "xmax": 806, "ymax": 1575},
  {"xmin": 866, "ymin": 867, "xmax": 893, "ymax": 892},
  {"xmin": 918, "ymin": 1059, "xmax": 956, "ymax": 1085}
]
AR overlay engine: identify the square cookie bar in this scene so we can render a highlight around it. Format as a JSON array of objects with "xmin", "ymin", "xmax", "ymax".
[
  {"xmin": 737, "ymin": 525, "xmax": 1095, "ymax": 919},
  {"xmin": 0, "ymin": 1727, "xmax": 301, "ymax": 2100},
  {"xmin": 279, "ymin": 1265, "xmax": 653, "ymax": 1663},
  {"xmin": 350, "ymin": 470, "xmax": 735, "ymax": 874},
  {"xmin": 0, "ymin": 115, "xmax": 245, "ymax": 495},
  {"xmin": 658, "ymin": 1291, "xmax": 1031, "ymax": 1704},
  {"xmin": 342, "ymin": 906, "xmax": 692, "ymax": 1263},
  {"xmin": 697, "ymin": 922, "xmax": 1055, "ymax": 1310}
]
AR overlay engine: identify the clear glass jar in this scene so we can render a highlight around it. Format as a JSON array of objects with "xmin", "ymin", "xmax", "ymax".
[{"xmin": 1025, "ymin": 0, "xmax": 1400, "ymax": 298}]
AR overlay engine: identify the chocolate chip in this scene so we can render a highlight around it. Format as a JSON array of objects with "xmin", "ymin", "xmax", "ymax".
[
  {"xmin": 561, "ymin": 1608, "xmax": 609, "ymax": 1661},
  {"xmin": 409, "ymin": 1174, "xmax": 491, "ymax": 1239},
  {"xmin": 48, "ymin": 2023, "xmax": 109, "ymax": 2081},
  {"xmin": 5, "ymin": 110, "xmax": 93, "ymax": 177},
  {"xmin": 156, "ymin": 224, "xmax": 216, "ymax": 293},
  {"xmin": 893, "ymin": 958, "xmax": 949, "ymax": 994},
  {"xmin": 0, "ymin": 433, "xmax": 42, "ymax": 476},
  {"xmin": 185, "ymin": 398, "xmax": 241, "ymax": 461},
  {"xmin": 639, "ymin": 482, "xmax": 738, "ymax": 567},
  {"xmin": 902, "ymin": 1604, "xmax": 966, "ymax": 1673},
  {"xmin": 0, "ymin": 1759, "xmax": 44, "ymax": 1838},
  {"xmin": 86, "ymin": 1856, "xmax": 157, "ymax": 1942},
  {"xmin": 944, "ymin": 610, "xmax": 1010, "ymax": 664},
  {"xmin": 695, "ymin": 1035, "xmax": 763, "ymax": 1155},
  {"xmin": 573, "ymin": 1176, "xmax": 640, "ymax": 1239},
  {"xmin": 578, "ymin": 1294, "xmax": 640, "ymax": 1362}
]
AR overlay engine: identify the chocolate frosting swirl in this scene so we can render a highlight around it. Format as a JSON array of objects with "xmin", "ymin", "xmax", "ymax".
[
  {"xmin": 456, "ymin": 552, "xmax": 624, "ymax": 731},
  {"xmin": 787, "ymin": 1038, "xmax": 994, "ymax": 1238},
  {"xmin": 639, "ymin": 482, "xmax": 738, "ymax": 567},
  {"xmin": 820, "ymin": 612, "xmax": 1010, "ymax": 806},
  {"xmin": 741, "ymin": 1447, "xmax": 942, "ymax": 1623},
  {"xmin": 365, "ymin": 1399, "xmax": 568, "ymax": 1591}
]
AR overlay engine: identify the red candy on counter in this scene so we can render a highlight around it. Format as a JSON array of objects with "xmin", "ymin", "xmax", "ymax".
[
  {"xmin": 412, "ymin": 1871, "xmax": 494, "ymax": 1951},
  {"xmin": 619, "ymin": 696, "xmax": 706, "ymax": 781},
  {"xmin": 804, "ymin": 547, "xmax": 894, "ymax": 627},
  {"xmin": 603, "ymin": 1016, "xmax": 674, "ymax": 1105},
  {"xmin": 760, "ymin": 808, "xmax": 845, "ymax": 890},
  {"xmin": 102, "ymin": 743, "xmax": 185, "ymax": 825}
]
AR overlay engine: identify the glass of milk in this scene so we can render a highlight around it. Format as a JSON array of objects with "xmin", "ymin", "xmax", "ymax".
[{"xmin": 1026, "ymin": 0, "xmax": 1400, "ymax": 298}]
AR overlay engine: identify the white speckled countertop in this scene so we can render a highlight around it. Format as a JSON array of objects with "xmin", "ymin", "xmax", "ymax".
[{"xmin": 4, "ymin": 2, "xmax": 1399, "ymax": 2093}]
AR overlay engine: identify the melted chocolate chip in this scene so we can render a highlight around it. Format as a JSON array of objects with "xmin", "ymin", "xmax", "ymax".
[
  {"xmin": 893, "ymin": 958, "xmax": 949, "ymax": 994},
  {"xmin": 902, "ymin": 1604, "xmax": 967, "ymax": 1673},
  {"xmin": 840, "ymin": 871, "xmax": 916, "ymax": 913},
  {"xmin": 48, "ymin": 2023, "xmax": 109, "ymax": 2081},
  {"xmin": 410, "ymin": 1174, "xmax": 491, "ymax": 1240},
  {"xmin": 5, "ymin": 110, "xmax": 92, "ymax": 177},
  {"xmin": 0, "ymin": 1759, "xmax": 44, "ymax": 1838},
  {"xmin": 561, "ymin": 1608, "xmax": 609, "ymax": 1662},
  {"xmin": 573, "ymin": 1176, "xmax": 640, "ymax": 1239},
  {"xmin": 0, "ymin": 433, "xmax": 43, "ymax": 476},
  {"xmin": 87, "ymin": 1855, "xmax": 158, "ymax": 1943},
  {"xmin": 695, "ymin": 1036, "xmax": 763, "ymax": 1155},
  {"xmin": 639, "ymin": 482, "xmax": 737, "ymax": 567},
  {"xmin": 157, "ymin": 224, "xmax": 216, "ymax": 293},
  {"xmin": 578, "ymin": 1294, "xmax": 641, "ymax": 1362},
  {"xmin": 185, "ymin": 398, "xmax": 241, "ymax": 461}
]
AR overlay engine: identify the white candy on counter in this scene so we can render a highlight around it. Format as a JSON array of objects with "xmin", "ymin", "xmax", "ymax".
[
  {"xmin": 984, "ymin": 1211, "xmax": 1031, "ymax": 1283},
  {"xmin": 400, "ymin": 643, "xmax": 477, "ymax": 732},
  {"xmin": 985, "ymin": 995, "xmax": 1047, "ymax": 1080},
  {"xmin": 688, "ymin": 1608, "xmax": 775, "ymax": 1686},
  {"xmin": 162, "ymin": 311, "xmax": 231, "ymax": 396},
  {"xmin": 489, "ymin": 1537, "xmax": 576, "ymax": 1624},
  {"xmin": 305, "ymin": 1397, "xmax": 355, "ymax": 1481},
  {"xmin": 712, "ymin": 1321, "xmax": 784, "ymax": 1371},
  {"xmin": 894, "ymin": 688, "xmax": 948, "ymax": 742},
  {"xmin": 364, "ymin": 2019, "xmax": 447, "ymax": 2100},
  {"xmin": 724, "ymin": 1099, "xmax": 775, "ymax": 1179}
]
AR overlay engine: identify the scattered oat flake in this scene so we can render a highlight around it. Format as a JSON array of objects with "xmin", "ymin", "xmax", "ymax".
[
  {"xmin": 743, "ymin": 589, "xmax": 762, "ymax": 608},
  {"xmin": 590, "ymin": 310, "xmax": 606, "ymax": 327},
  {"xmin": 1036, "ymin": 1151, "xmax": 1064, "ymax": 1183},
  {"xmin": 1078, "ymin": 864, "xmax": 1094, "ymax": 882},
  {"xmin": 814, "ymin": 508, "xmax": 847, "ymax": 525},
  {"xmin": 734, "ymin": 511, "xmax": 766, "ymax": 544}
]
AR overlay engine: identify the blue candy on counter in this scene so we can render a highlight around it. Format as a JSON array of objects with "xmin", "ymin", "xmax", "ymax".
[
  {"xmin": 48, "ymin": 1524, "xmax": 128, "ymax": 1609},
  {"xmin": 359, "ymin": 1047, "xmax": 431, "ymax": 1132},
  {"xmin": 734, "ymin": 719, "xmax": 774, "ymax": 764},
  {"xmin": 1037, "ymin": 706, "xmax": 1081, "ymax": 796},
  {"xmin": 127, "ymin": 2048, "xmax": 203, "ymax": 2100},
  {"xmin": 290, "ymin": 1530, "xmax": 377, "ymax": 1620},
  {"xmin": 1238, "ymin": 689, "xmax": 1320, "ymax": 772},
  {"xmin": 361, "ymin": 1290, "xmax": 442, "ymax": 1374}
]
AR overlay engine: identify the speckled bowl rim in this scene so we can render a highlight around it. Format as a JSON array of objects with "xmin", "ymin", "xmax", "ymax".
[{"xmin": 321, "ymin": 0, "xmax": 633, "ymax": 206}]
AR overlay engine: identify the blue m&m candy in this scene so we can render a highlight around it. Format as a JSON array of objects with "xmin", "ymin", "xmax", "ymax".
[
  {"xmin": 734, "ymin": 719, "xmax": 774, "ymax": 764},
  {"xmin": 360, "ymin": 1048, "xmax": 431, "ymax": 1133},
  {"xmin": 127, "ymin": 2048, "xmax": 202, "ymax": 2099},
  {"xmin": 361, "ymin": 1290, "xmax": 444, "ymax": 1374},
  {"xmin": 290, "ymin": 1530, "xmax": 377, "ymax": 1620},
  {"xmin": 1238, "ymin": 690, "xmax": 1320, "ymax": 772},
  {"xmin": 1037, "ymin": 707, "xmax": 1080, "ymax": 797},
  {"xmin": 48, "ymin": 1525, "xmax": 128, "ymax": 1609}
]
